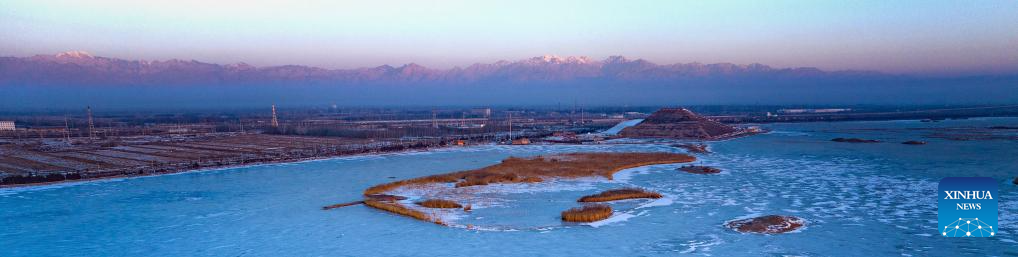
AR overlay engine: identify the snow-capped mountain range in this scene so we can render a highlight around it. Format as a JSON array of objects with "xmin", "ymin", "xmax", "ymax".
[{"xmin": 0, "ymin": 51, "xmax": 885, "ymax": 86}]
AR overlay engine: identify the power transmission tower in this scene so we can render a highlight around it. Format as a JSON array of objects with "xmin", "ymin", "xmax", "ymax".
[
  {"xmin": 86, "ymin": 106, "xmax": 95, "ymax": 139},
  {"xmin": 63, "ymin": 116, "xmax": 71, "ymax": 144},
  {"xmin": 432, "ymin": 109, "xmax": 438, "ymax": 128},
  {"xmin": 271, "ymin": 104, "xmax": 280, "ymax": 128}
]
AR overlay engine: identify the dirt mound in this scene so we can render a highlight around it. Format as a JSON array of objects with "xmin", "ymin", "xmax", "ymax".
[
  {"xmin": 678, "ymin": 165, "xmax": 721, "ymax": 174},
  {"xmin": 725, "ymin": 215, "xmax": 805, "ymax": 234},
  {"xmin": 620, "ymin": 108, "xmax": 739, "ymax": 140}
]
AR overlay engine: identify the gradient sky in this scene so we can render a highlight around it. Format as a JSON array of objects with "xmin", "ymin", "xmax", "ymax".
[{"xmin": 1, "ymin": 0, "xmax": 1016, "ymax": 75}]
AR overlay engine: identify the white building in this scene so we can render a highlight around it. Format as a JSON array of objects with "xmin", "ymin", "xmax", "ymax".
[
  {"xmin": 778, "ymin": 108, "xmax": 851, "ymax": 114},
  {"xmin": 0, "ymin": 121, "xmax": 14, "ymax": 131}
]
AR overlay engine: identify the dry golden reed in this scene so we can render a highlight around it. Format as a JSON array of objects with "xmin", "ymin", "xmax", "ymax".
[
  {"xmin": 561, "ymin": 204, "xmax": 613, "ymax": 222},
  {"xmin": 417, "ymin": 199, "xmax": 463, "ymax": 209},
  {"xmin": 577, "ymin": 188, "xmax": 662, "ymax": 202},
  {"xmin": 364, "ymin": 152, "xmax": 694, "ymax": 195},
  {"xmin": 363, "ymin": 200, "xmax": 445, "ymax": 225},
  {"xmin": 360, "ymin": 152, "xmax": 693, "ymax": 225}
]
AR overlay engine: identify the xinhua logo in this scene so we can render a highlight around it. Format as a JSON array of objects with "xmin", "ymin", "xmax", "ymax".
[{"xmin": 938, "ymin": 177, "xmax": 997, "ymax": 237}]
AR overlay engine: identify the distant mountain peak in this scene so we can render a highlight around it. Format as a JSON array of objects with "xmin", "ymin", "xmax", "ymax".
[
  {"xmin": 604, "ymin": 55, "xmax": 630, "ymax": 63},
  {"xmin": 399, "ymin": 63, "xmax": 425, "ymax": 69},
  {"xmin": 225, "ymin": 62, "xmax": 256, "ymax": 70},
  {"xmin": 54, "ymin": 51, "xmax": 94, "ymax": 59},
  {"xmin": 527, "ymin": 55, "xmax": 594, "ymax": 65}
]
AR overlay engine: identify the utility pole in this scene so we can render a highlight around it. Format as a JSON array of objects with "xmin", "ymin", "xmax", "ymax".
[
  {"xmin": 580, "ymin": 105, "xmax": 585, "ymax": 125},
  {"xmin": 507, "ymin": 111, "xmax": 512, "ymax": 142},
  {"xmin": 572, "ymin": 100, "xmax": 577, "ymax": 124}
]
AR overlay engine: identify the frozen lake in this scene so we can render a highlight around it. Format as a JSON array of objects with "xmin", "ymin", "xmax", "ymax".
[{"xmin": 3, "ymin": 118, "xmax": 1017, "ymax": 256}]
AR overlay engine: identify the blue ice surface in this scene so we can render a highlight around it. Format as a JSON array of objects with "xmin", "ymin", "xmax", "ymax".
[
  {"xmin": 2, "ymin": 117, "xmax": 1018, "ymax": 256},
  {"xmin": 601, "ymin": 118, "xmax": 643, "ymax": 135}
]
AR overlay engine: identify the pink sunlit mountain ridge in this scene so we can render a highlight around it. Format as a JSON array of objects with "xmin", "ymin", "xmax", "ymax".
[{"xmin": 0, "ymin": 51, "xmax": 887, "ymax": 86}]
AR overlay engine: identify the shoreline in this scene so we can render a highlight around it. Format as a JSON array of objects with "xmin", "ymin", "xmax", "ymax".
[
  {"xmin": 0, "ymin": 145, "xmax": 453, "ymax": 190},
  {"xmin": 0, "ymin": 140, "xmax": 690, "ymax": 190},
  {"xmin": 9, "ymin": 116, "xmax": 1010, "ymax": 190}
]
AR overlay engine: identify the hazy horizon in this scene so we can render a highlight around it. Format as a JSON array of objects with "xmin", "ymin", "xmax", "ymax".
[
  {"xmin": 3, "ymin": 1, "xmax": 1017, "ymax": 76},
  {"xmin": 2, "ymin": 1, "xmax": 1017, "ymax": 109}
]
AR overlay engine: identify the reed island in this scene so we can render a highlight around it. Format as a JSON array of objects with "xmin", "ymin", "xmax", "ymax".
[{"xmin": 332, "ymin": 152, "xmax": 696, "ymax": 225}]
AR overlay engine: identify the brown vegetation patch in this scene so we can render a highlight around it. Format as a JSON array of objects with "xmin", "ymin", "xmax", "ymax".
[
  {"xmin": 365, "ymin": 194, "xmax": 408, "ymax": 202},
  {"xmin": 358, "ymin": 152, "xmax": 693, "ymax": 225},
  {"xmin": 923, "ymin": 127, "xmax": 1018, "ymax": 141},
  {"xmin": 364, "ymin": 152, "xmax": 694, "ymax": 195},
  {"xmin": 725, "ymin": 215, "xmax": 805, "ymax": 234},
  {"xmin": 561, "ymin": 204, "xmax": 614, "ymax": 222},
  {"xmin": 831, "ymin": 138, "xmax": 880, "ymax": 143},
  {"xmin": 454, "ymin": 172, "xmax": 544, "ymax": 187},
  {"xmin": 578, "ymin": 188, "xmax": 662, "ymax": 202},
  {"xmin": 364, "ymin": 174, "xmax": 461, "ymax": 196},
  {"xmin": 989, "ymin": 126, "xmax": 1018, "ymax": 130},
  {"xmin": 363, "ymin": 200, "xmax": 445, "ymax": 225},
  {"xmin": 678, "ymin": 165, "xmax": 721, "ymax": 174},
  {"xmin": 417, "ymin": 199, "xmax": 463, "ymax": 209},
  {"xmin": 322, "ymin": 201, "xmax": 363, "ymax": 210}
]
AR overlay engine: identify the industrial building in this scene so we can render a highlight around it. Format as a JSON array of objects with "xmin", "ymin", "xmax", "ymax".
[{"xmin": 0, "ymin": 121, "xmax": 15, "ymax": 131}]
